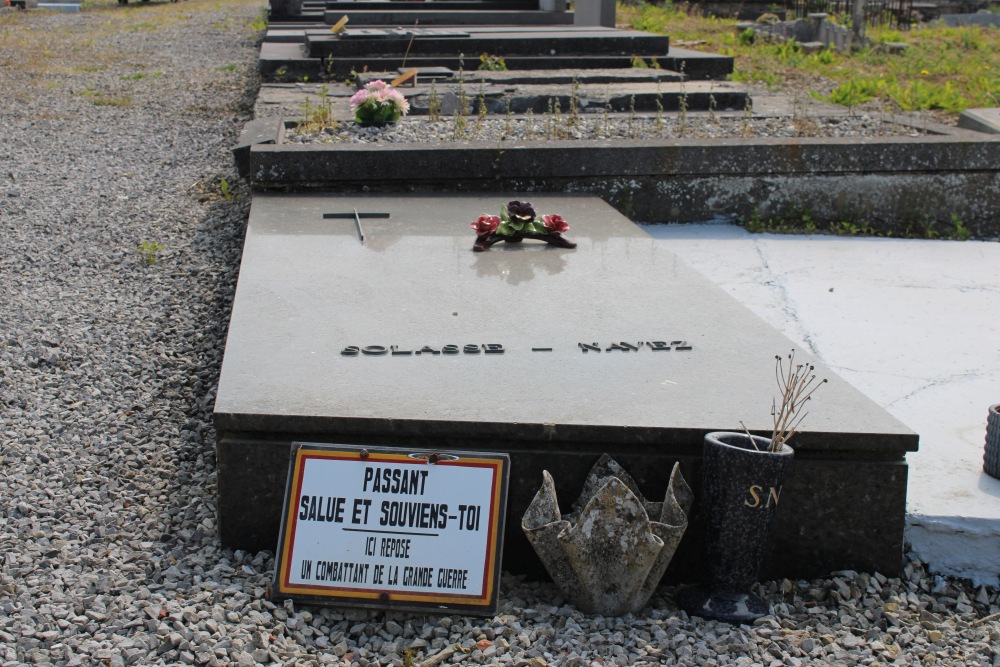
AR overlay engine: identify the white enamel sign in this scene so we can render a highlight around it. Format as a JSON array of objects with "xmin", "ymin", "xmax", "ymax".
[{"xmin": 272, "ymin": 443, "xmax": 509, "ymax": 615}]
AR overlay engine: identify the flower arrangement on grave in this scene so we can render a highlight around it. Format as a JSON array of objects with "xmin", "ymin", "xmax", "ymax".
[
  {"xmin": 349, "ymin": 80, "xmax": 410, "ymax": 126},
  {"xmin": 470, "ymin": 200, "xmax": 577, "ymax": 252}
]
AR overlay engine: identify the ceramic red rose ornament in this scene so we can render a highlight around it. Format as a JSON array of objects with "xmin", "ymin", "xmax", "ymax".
[{"xmin": 471, "ymin": 201, "xmax": 577, "ymax": 252}]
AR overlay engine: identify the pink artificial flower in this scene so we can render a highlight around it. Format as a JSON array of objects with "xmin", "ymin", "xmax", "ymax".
[
  {"xmin": 365, "ymin": 80, "xmax": 389, "ymax": 92},
  {"xmin": 542, "ymin": 214, "xmax": 570, "ymax": 234},
  {"xmin": 349, "ymin": 89, "xmax": 369, "ymax": 112},
  {"xmin": 384, "ymin": 89, "xmax": 410, "ymax": 115},
  {"xmin": 470, "ymin": 215, "xmax": 501, "ymax": 236}
]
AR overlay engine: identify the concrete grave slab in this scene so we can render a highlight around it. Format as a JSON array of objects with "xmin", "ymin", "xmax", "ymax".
[
  {"xmin": 305, "ymin": 26, "xmax": 671, "ymax": 59},
  {"xmin": 958, "ymin": 108, "xmax": 1000, "ymax": 135},
  {"xmin": 941, "ymin": 12, "xmax": 1000, "ymax": 27},
  {"xmin": 358, "ymin": 68, "xmax": 688, "ymax": 86},
  {"xmin": 645, "ymin": 223, "xmax": 1000, "ymax": 586},
  {"xmin": 322, "ymin": 10, "xmax": 575, "ymax": 25},
  {"xmin": 259, "ymin": 43, "xmax": 734, "ymax": 82},
  {"xmin": 215, "ymin": 193, "xmax": 917, "ymax": 580},
  {"xmin": 325, "ymin": 0, "xmax": 541, "ymax": 9}
]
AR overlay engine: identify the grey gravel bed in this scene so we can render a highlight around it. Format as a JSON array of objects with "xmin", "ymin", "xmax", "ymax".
[
  {"xmin": 1, "ymin": 4, "xmax": 999, "ymax": 666},
  {"xmin": 285, "ymin": 114, "xmax": 928, "ymax": 145}
]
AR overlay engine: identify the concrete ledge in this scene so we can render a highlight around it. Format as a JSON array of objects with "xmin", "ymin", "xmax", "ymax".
[
  {"xmin": 324, "ymin": 0, "xmax": 540, "ymax": 8},
  {"xmin": 238, "ymin": 128, "xmax": 1000, "ymax": 238},
  {"xmin": 233, "ymin": 117, "xmax": 284, "ymax": 176},
  {"xmin": 305, "ymin": 29, "xmax": 670, "ymax": 60},
  {"xmin": 322, "ymin": 10, "xmax": 575, "ymax": 25},
  {"xmin": 958, "ymin": 108, "xmax": 1000, "ymax": 135},
  {"xmin": 259, "ymin": 41, "xmax": 734, "ymax": 82},
  {"xmin": 908, "ymin": 514, "xmax": 1000, "ymax": 587}
]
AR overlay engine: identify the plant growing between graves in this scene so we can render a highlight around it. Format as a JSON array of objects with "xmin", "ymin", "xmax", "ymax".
[
  {"xmin": 427, "ymin": 82, "xmax": 442, "ymax": 121},
  {"xmin": 811, "ymin": 48, "xmax": 837, "ymax": 66},
  {"xmin": 545, "ymin": 98, "xmax": 561, "ymax": 139},
  {"xmin": 630, "ymin": 55, "xmax": 661, "ymax": 69},
  {"xmin": 791, "ymin": 94, "xmax": 820, "ymax": 135},
  {"xmin": 742, "ymin": 206, "xmax": 973, "ymax": 239},
  {"xmin": 452, "ymin": 111, "xmax": 468, "ymax": 140},
  {"xmin": 740, "ymin": 99, "xmax": 754, "ymax": 137},
  {"xmin": 249, "ymin": 7, "xmax": 268, "ymax": 32},
  {"xmin": 298, "ymin": 84, "xmax": 337, "ymax": 133},
  {"xmin": 137, "ymin": 241, "xmax": 164, "ymax": 266},
  {"xmin": 820, "ymin": 77, "xmax": 885, "ymax": 107},
  {"xmin": 950, "ymin": 215, "xmax": 971, "ymax": 241},
  {"xmin": 82, "ymin": 90, "xmax": 133, "ymax": 107},
  {"xmin": 458, "ymin": 75, "xmax": 469, "ymax": 117},
  {"xmin": 567, "ymin": 77, "xmax": 581, "ymax": 127},
  {"xmin": 120, "ymin": 71, "xmax": 163, "ymax": 80},
  {"xmin": 478, "ymin": 53, "xmax": 507, "ymax": 71},
  {"xmin": 476, "ymin": 84, "xmax": 488, "ymax": 132}
]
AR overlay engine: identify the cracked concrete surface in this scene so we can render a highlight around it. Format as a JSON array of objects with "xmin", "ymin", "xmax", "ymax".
[{"xmin": 643, "ymin": 223, "xmax": 1000, "ymax": 586}]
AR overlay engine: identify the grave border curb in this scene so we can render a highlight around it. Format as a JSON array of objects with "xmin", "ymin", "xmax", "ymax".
[{"xmin": 236, "ymin": 116, "xmax": 1000, "ymax": 238}]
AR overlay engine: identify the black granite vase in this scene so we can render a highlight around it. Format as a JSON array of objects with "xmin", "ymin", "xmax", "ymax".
[
  {"xmin": 985, "ymin": 404, "xmax": 1000, "ymax": 479},
  {"xmin": 678, "ymin": 431, "xmax": 793, "ymax": 623}
]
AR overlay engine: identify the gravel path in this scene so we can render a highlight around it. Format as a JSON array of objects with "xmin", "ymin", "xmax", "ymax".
[{"xmin": 1, "ymin": 3, "xmax": 999, "ymax": 666}]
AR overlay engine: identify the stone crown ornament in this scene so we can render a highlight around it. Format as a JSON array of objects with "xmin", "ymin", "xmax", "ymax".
[{"xmin": 522, "ymin": 455, "xmax": 692, "ymax": 616}]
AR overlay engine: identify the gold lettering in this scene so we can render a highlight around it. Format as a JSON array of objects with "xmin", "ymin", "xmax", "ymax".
[{"xmin": 745, "ymin": 485, "xmax": 783, "ymax": 509}]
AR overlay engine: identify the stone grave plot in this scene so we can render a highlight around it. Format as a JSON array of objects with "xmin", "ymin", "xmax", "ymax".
[
  {"xmin": 235, "ymin": 110, "xmax": 1000, "ymax": 237},
  {"xmin": 307, "ymin": 26, "xmax": 667, "ymax": 60},
  {"xmin": 322, "ymin": 0, "xmax": 544, "ymax": 12},
  {"xmin": 254, "ymin": 69, "xmax": 749, "ymax": 126},
  {"xmin": 213, "ymin": 192, "xmax": 917, "ymax": 580},
  {"xmin": 350, "ymin": 69, "xmax": 749, "ymax": 115},
  {"xmin": 321, "ymin": 6, "xmax": 575, "ymax": 27},
  {"xmin": 269, "ymin": 0, "xmax": 561, "ymax": 27},
  {"xmin": 260, "ymin": 23, "xmax": 734, "ymax": 82},
  {"xmin": 320, "ymin": 11, "xmax": 573, "ymax": 27}
]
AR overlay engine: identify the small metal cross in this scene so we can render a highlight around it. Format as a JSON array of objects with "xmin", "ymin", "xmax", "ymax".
[{"xmin": 322, "ymin": 209, "xmax": 390, "ymax": 244}]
